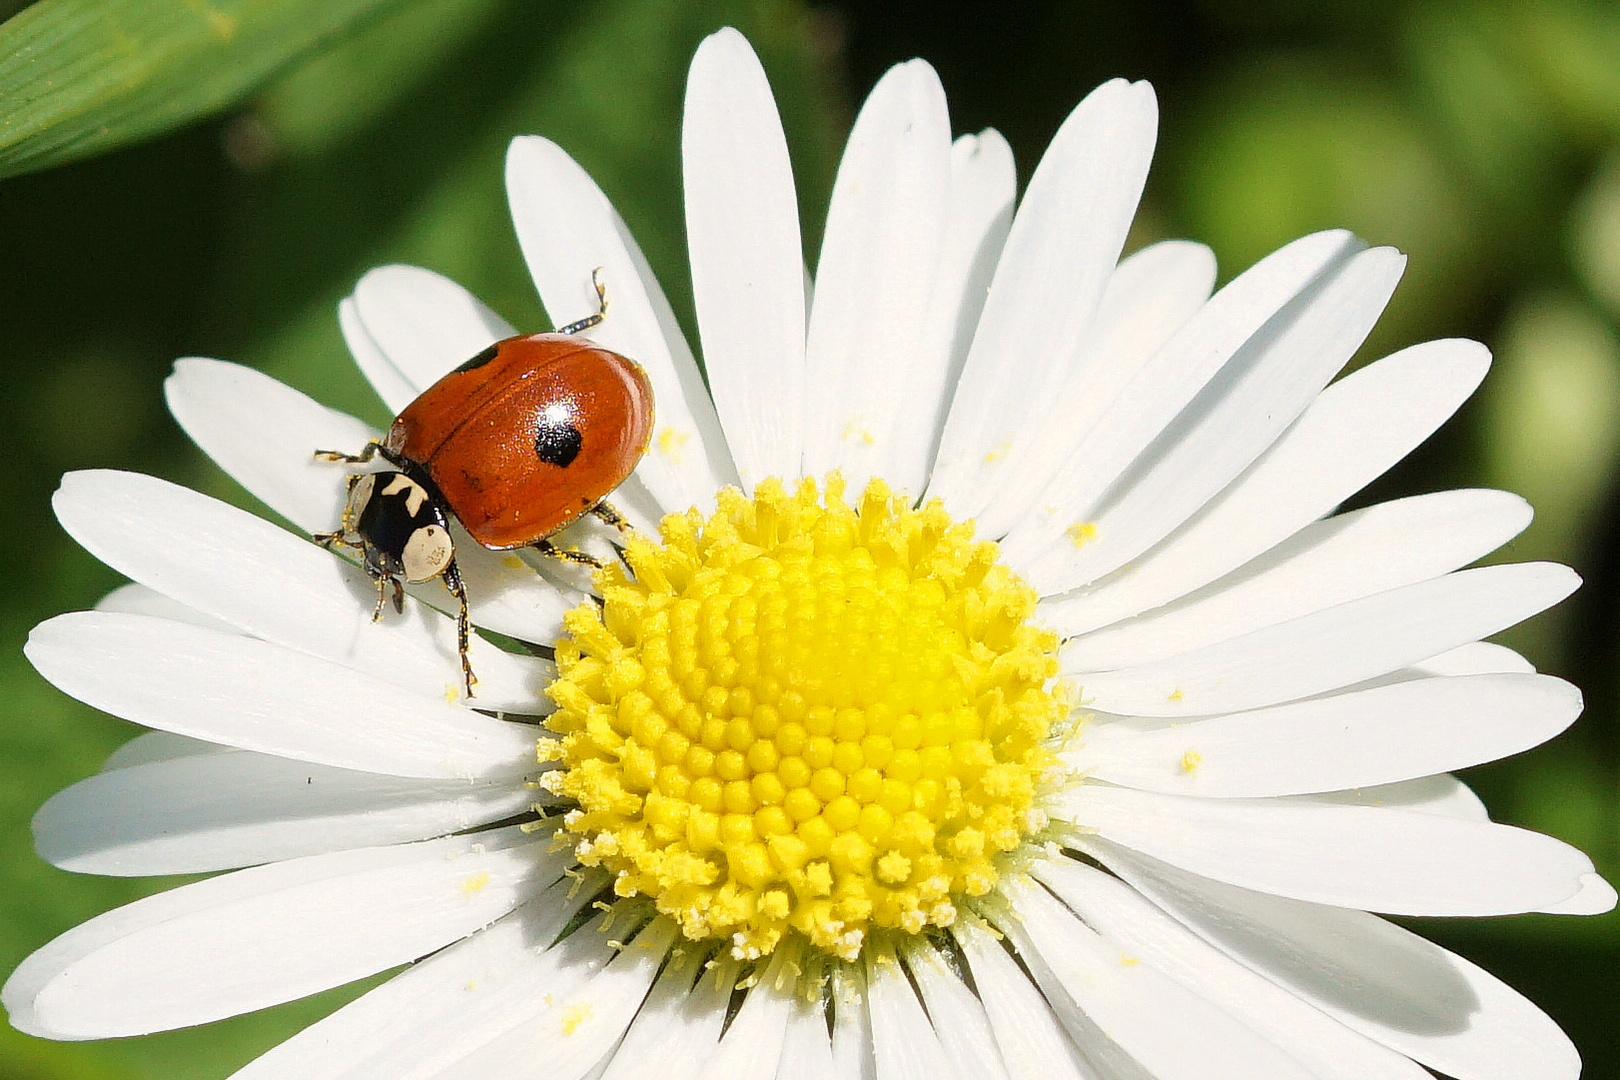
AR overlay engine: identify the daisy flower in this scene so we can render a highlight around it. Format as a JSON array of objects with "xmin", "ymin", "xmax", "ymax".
[{"xmin": 5, "ymin": 25, "xmax": 1613, "ymax": 1080}]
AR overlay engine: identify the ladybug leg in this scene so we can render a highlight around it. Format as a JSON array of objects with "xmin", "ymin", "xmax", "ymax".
[
  {"xmin": 534, "ymin": 537, "xmax": 605, "ymax": 570},
  {"xmin": 588, "ymin": 500, "xmax": 632, "ymax": 533},
  {"xmin": 367, "ymin": 568, "xmax": 397, "ymax": 623},
  {"xmin": 442, "ymin": 560, "xmax": 477, "ymax": 698},
  {"xmin": 554, "ymin": 267, "xmax": 610, "ymax": 336}
]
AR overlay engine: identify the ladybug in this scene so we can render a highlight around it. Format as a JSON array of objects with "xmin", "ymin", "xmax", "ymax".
[{"xmin": 315, "ymin": 276, "xmax": 654, "ymax": 696}]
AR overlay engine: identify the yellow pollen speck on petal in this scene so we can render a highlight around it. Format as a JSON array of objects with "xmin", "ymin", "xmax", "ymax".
[
  {"xmin": 1168, "ymin": 688, "xmax": 1184, "ymax": 702},
  {"xmin": 1067, "ymin": 521, "xmax": 1097, "ymax": 549},
  {"xmin": 656, "ymin": 427, "xmax": 690, "ymax": 462},
  {"xmin": 503, "ymin": 555, "xmax": 527, "ymax": 570},
  {"xmin": 1120, "ymin": 954, "xmax": 1139, "ymax": 967},
  {"xmin": 983, "ymin": 441, "xmax": 1011, "ymax": 464},
  {"xmin": 460, "ymin": 871, "xmax": 490, "ymax": 896},
  {"xmin": 543, "ymin": 475, "xmax": 1067, "ymax": 962},
  {"xmin": 1180, "ymin": 749, "xmax": 1202, "ymax": 774},
  {"xmin": 559, "ymin": 1001, "xmax": 594, "ymax": 1035},
  {"xmin": 842, "ymin": 419, "xmax": 875, "ymax": 445}
]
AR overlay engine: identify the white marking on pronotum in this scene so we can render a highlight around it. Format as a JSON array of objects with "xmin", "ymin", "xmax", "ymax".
[
  {"xmin": 402, "ymin": 524, "xmax": 454, "ymax": 582},
  {"xmin": 381, "ymin": 473, "xmax": 431, "ymax": 516}
]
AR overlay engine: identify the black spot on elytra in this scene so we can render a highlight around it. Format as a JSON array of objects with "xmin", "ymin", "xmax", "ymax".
[
  {"xmin": 534, "ymin": 419, "xmax": 583, "ymax": 467},
  {"xmin": 452, "ymin": 342, "xmax": 501, "ymax": 374}
]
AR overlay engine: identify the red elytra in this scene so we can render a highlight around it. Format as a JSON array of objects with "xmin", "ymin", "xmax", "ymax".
[{"xmin": 383, "ymin": 332, "xmax": 655, "ymax": 549}]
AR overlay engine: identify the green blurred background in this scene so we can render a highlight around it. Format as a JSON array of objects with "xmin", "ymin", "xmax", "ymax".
[{"xmin": 0, "ymin": 0, "xmax": 1617, "ymax": 1076}]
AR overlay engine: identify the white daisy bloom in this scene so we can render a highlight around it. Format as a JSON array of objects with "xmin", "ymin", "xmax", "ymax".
[{"xmin": 5, "ymin": 25, "xmax": 1613, "ymax": 1080}]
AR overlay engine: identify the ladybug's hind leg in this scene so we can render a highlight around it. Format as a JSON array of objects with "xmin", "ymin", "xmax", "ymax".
[
  {"xmin": 442, "ymin": 560, "xmax": 477, "ymax": 698},
  {"xmin": 588, "ymin": 500, "xmax": 632, "ymax": 534},
  {"xmin": 534, "ymin": 537, "xmax": 605, "ymax": 570}
]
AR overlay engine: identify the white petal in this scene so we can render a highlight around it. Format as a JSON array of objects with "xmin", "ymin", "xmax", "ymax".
[
  {"xmin": 1414, "ymin": 640, "xmax": 1535, "ymax": 675},
  {"xmin": 831, "ymin": 964, "xmax": 878, "ymax": 1080},
  {"xmin": 1540, "ymin": 872, "xmax": 1618, "ymax": 914},
  {"xmin": 1032, "ymin": 858, "xmax": 1432, "ymax": 1080},
  {"xmin": 164, "ymin": 357, "xmax": 577, "ymax": 643},
  {"xmin": 226, "ymin": 877, "xmax": 603, "ymax": 1080},
  {"xmin": 866, "ymin": 944, "xmax": 962, "ymax": 1080},
  {"xmin": 1062, "ymin": 488, "xmax": 1531, "ymax": 671},
  {"xmin": 350, "ymin": 264, "xmax": 515, "ymax": 396},
  {"xmin": 1060, "ymin": 785, "xmax": 1597, "ymax": 915},
  {"xmin": 600, "ymin": 953, "xmax": 738, "ymax": 1080},
  {"xmin": 695, "ymin": 947, "xmax": 797, "ymax": 1080},
  {"xmin": 338, "ymin": 296, "xmax": 419, "ymax": 416},
  {"xmin": 1303, "ymin": 774, "xmax": 1490, "ymax": 820},
  {"xmin": 891, "ymin": 130, "xmax": 1017, "ymax": 495},
  {"xmin": 1092, "ymin": 843, "xmax": 1586, "ymax": 1080},
  {"xmin": 27, "ymin": 612, "xmax": 539, "ymax": 780},
  {"xmin": 927, "ymin": 79, "xmax": 1158, "ymax": 520},
  {"xmin": 775, "ymin": 991, "xmax": 839, "ymax": 1080},
  {"xmin": 976, "ymin": 239, "xmax": 1217, "ymax": 541},
  {"xmin": 4, "ymin": 826, "xmax": 563, "ymax": 1039},
  {"xmin": 34, "ymin": 748, "xmax": 533, "ymax": 875},
  {"xmin": 950, "ymin": 921, "xmax": 1100, "ymax": 1080},
  {"xmin": 506, "ymin": 135, "xmax": 736, "ymax": 515},
  {"xmin": 802, "ymin": 59, "xmax": 952, "ymax": 497},
  {"xmin": 100, "ymin": 727, "xmax": 226, "ymax": 770},
  {"xmin": 1077, "ymin": 672, "xmax": 1581, "ymax": 797},
  {"xmin": 682, "ymin": 28, "xmax": 805, "ymax": 490},
  {"xmin": 1041, "ymin": 337, "xmax": 1492, "ymax": 634},
  {"xmin": 433, "ymin": 917, "xmax": 677, "ymax": 1080},
  {"xmin": 95, "ymin": 580, "xmax": 240, "ymax": 635},
  {"xmin": 1003, "ymin": 875, "xmax": 1340, "ymax": 1080},
  {"xmin": 1008, "ymin": 245, "xmax": 1405, "ymax": 591},
  {"xmin": 1070, "ymin": 562, "xmax": 1579, "ymax": 717},
  {"xmin": 902, "ymin": 939, "xmax": 1011, "ymax": 1080},
  {"xmin": 57, "ymin": 470, "xmax": 553, "ymax": 711}
]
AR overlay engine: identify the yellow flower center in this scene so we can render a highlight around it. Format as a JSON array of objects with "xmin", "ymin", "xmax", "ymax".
[{"xmin": 540, "ymin": 475, "xmax": 1067, "ymax": 961}]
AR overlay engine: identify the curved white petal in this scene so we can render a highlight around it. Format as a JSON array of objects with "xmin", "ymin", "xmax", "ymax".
[
  {"xmin": 866, "ymin": 943, "xmax": 962, "ymax": 1080},
  {"xmin": 927, "ymin": 79, "xmax": 1157, "ymax": 520},
  {"xmin": 1000, "ymin": 878, "xmax": 1319, "ymax": 1080},
  {"xmin": 1034, "ymin": 860, "xmax": 1434, "ymax": 1080},
  {"xmin": 892, "ymin": 130, "xmax": 1017, "ymax": 495},
  {"xmin": 1070, "ymin": 562, "xmax": 1579, "ymax": 717},
  {"xmin": 1076, "ymin": 672, "xmax": 1580, "ymax": 797},
  {"xmin": 694, "ymin": 946, "xmax": 796, "ymax": 1080},
  {"xmin": 1540, "ymin": 873, "xmax": 1619, "ymax": 914},
  {"xmin": 432, "ymin": 917, "xmax": 676, "ymax": 1080},
  {"xmin": 951, "ymin": 920, "xmax": 1100, "ymax": 1080},
  {"xmin": 775, "ymin": 990, "xmax": 841, "ymax": 1080},
  {"xmin": 350, "ymin": 264, "xmax": 516, "ymax": 397},
  {"xmin": 1040, "ymin": 337, "xmax": 1492, "ymax": 634},
  {"xmin": 338, "ymin": 296, "xmax": 419, "ymax": 416},
  {"xmin": 27, "ymin": 612, "xmax": 539, "ymax": 780},
  {"xmin": 57, "ymin": 469, "xmax": 553, "ymax": 711},
  {"xmin": 1415, "ymin": 640, "xmax": 1535, "ymax": 675},
  {"xmin": 1009, "ymin": 244, "xmax": 1405, "ymax": 591},
  {"xmin": 977, "ymin": 239, "xmax": 1217, "ymax": 541},
  {"xmin": 34, "ymin": 748, "xmax": 534, "ymax": 875},
  {"xmin": 1090, "ymin": 842, "xmax": 1587, "ymax": 1080},
  {"xmin": 164, "ymin": 357, "xmax": 577, "ymax": 642},
  {"xmin": 4, "ymin": 827, "xmax": 563, "ymax": 1039},
  {"xmin": 802, "ymin": 59, "xmax": 952, "ymax": 497},
  {"xmin": 1302, "ymin": 774, "xmax": 1490, "ymax": 820},
  {"xmin": 95, "ymin": 580, "xmax": 240, "ymax": 635},
  {"xmin": 507, "ymin": 135, "xmax": 736, "ymax": 516},
  {"xmin": 226, "ymin": 878, "xmax": 603, "ymax": 1080},
  {"xmin": 979, "ymin": 227, "xmax": 1362, "ymax": 586},
  {"xmin": 100, "ymin": 727, "xmax": 227, "ymax": 770},
  {"xmin": 682, "ymin": 28, "xmax": 805, "ymax": 491},
  {"xmin": 599, "ymin": 953, "xmax": 737, "ymax": 1080},
  {"xmin": 1062, "ymin": 488, "xmax": 1531, "ymax": 671},
  {"xmin": 1060, "ymin": 785, "xmax": 1597, "ymax": 915},
  {"xmin": 831, "ymin": 965, "xmax": 877, "ymax": 1080},
  {"xmin": 902, "ymin": 939, "xmax": 1011, "ymax": 1080}
]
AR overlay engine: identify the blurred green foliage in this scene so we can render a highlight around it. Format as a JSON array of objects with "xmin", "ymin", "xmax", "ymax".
[{"xmin": 0, "ymin": 0, "xmax": 1617, "ymax": 1077}]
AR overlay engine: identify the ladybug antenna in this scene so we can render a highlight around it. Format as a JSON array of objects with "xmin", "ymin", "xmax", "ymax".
[{"xmin": 556, "ymin": 268, "xmax": 609, "ymax": 336}]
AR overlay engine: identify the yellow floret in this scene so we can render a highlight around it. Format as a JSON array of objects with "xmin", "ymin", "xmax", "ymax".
[{"xmin": 543, "ymin": 475, "xmax": 1065, "ymax": 960}]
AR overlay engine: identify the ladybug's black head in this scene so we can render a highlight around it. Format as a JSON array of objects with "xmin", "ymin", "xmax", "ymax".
[{"xmin": 345, "ymin": 470, "xmax": 455, "ymax": 584}]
